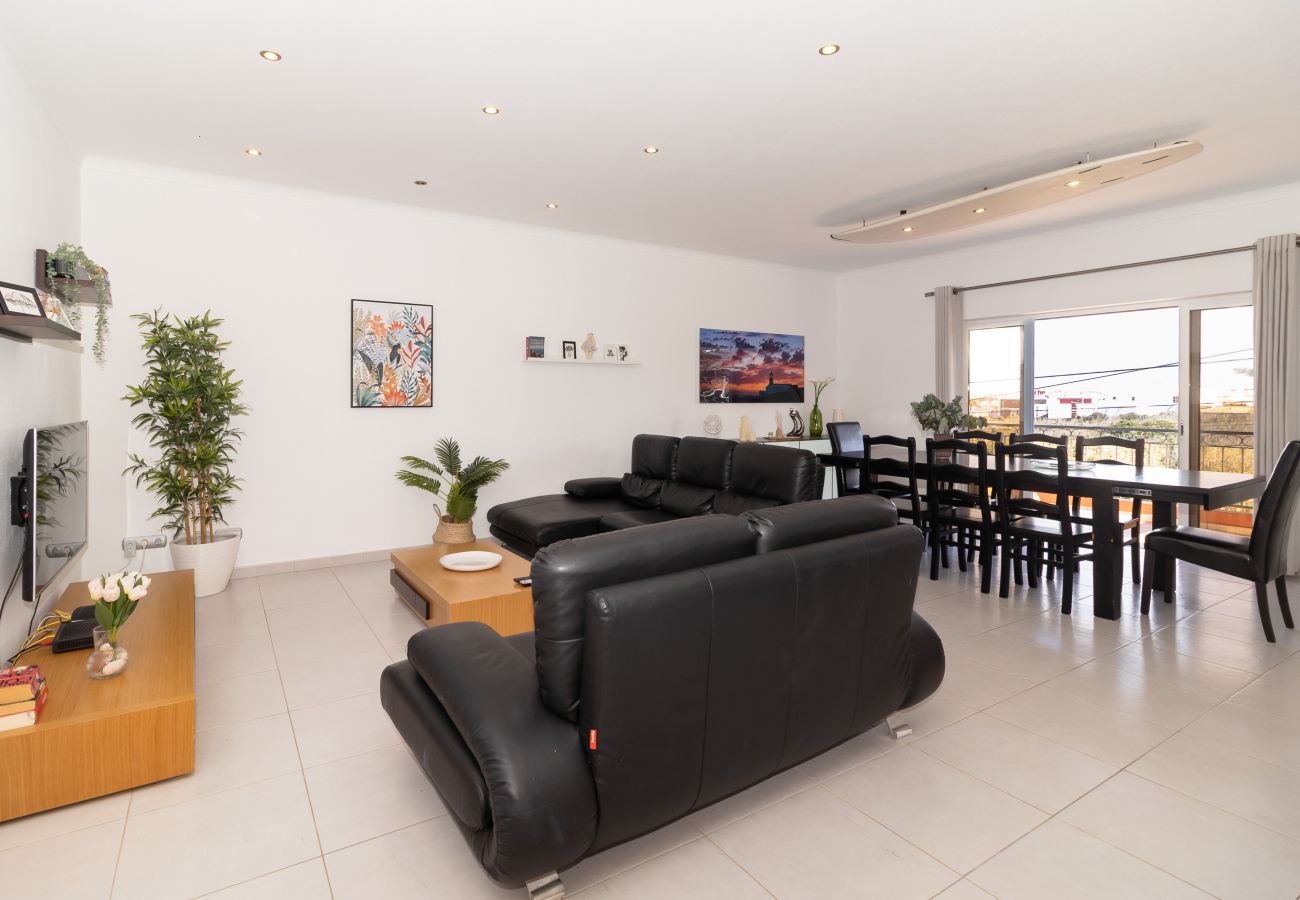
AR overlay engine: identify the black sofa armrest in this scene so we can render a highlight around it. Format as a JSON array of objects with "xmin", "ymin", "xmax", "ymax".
[
  {"xmin": 564, "ymin": 477, "xmax": 623, "ymax": 498},
  {"xmin": 901, "ymin": 612, "xmax": 945, "ymax": 709},
  {"xmin": 406, "ymin": 623, "xmax": 598, "ymax": 885}
]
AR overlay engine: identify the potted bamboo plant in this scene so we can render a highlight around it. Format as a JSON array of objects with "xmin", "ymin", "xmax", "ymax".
[
  {"xmin": 124, "ymin": 311, "xmax": 248, "ymax": 596},
  {"xmin": 396, "ymin": 438, "xmax": 509, "ymax": 544}
]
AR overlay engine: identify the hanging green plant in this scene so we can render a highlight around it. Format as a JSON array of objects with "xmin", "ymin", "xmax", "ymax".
[{"xmin": 44, "ymin": 242, "xmax": 111, "ymax": 365}]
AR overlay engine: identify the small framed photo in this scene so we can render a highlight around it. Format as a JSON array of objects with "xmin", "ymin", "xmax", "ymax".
[
  {"xmin": 562, "ymin": 340, "xmax": 577, "ymax": 360},
  {"xmin": 617, "ymin": 345, "xmax": 629, "ymax": 362},
  {"xmin": 38, "ymin": 290, "xmax": 76, "ymax": 330},
  {"xmin": 0, "ymin": 282, "xmax": 44, "ymax": 318},
  {"xmin": 525, "ymin": 335, "xmax": 545, "ymax": 359},
  {"xmin": 602, "ymin": 343, "xmax": 618, "ymax": 362}
]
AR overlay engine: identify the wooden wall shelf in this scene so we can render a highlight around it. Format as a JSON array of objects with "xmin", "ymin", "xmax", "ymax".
[
  {"xmin": 0, "ymin": 313, "xmax": 81, "ymax": 345},
  {"xmin": 34, "ymin": 248, "xmax": 113, "ymax": 308}
]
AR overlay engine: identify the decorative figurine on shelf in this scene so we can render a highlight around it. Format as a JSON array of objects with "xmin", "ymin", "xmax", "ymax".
[
  {"xmin": 788, "ymin": 408, "xmax": 806, "ymax": 438},
  {"xmin": 739, "ymin": 415, "xmax": 754, "ymax": 442},
  {"xmin": 774, "ymin": 411, "xmax": 784, "ymax": 440},
  {"xmin": 581, "ymin": 332, "xmax": 597, "ymax": 361}
]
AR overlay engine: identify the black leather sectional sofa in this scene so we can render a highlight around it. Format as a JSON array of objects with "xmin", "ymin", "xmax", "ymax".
[
  {"xmin": 487, "ymin": 433, "xmax": 823, "ymax": 557},
  {"xmin": 381, "ymin": 495, "xmax": 945, "ymax": 894}
]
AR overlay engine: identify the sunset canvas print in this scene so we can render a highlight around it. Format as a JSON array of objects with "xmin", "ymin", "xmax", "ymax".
[
  {"xmin": 351, "ymin": 299, "xmax": 433, "ymax": 408},
  {"xmin": 699, "ymin": 328, "xmax": 805, "ymax": 403}
]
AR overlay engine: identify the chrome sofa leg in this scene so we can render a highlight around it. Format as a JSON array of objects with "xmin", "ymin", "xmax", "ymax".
[
  {"xmin": 884, "ymin": 713, "xmax": 912, "ymax": 740},
  {"xmin": 526, "ymin": 872, "xmax": 566, "ymax": 900}
]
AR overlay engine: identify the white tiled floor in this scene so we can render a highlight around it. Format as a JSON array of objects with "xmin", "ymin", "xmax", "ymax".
[{"xmin": 3, "ymin": 556, "xmax": 1300, "ymax": 898}]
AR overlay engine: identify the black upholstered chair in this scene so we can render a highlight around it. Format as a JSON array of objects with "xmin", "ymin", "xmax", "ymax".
[
  {"xmin": 925, "ymin": 438, "xmax": 997, "ymax": 592},
  {"xmin": 995, "ymin": 442, "xmax": 1093, "ymax": 613},
  {"xmin": 861, "ymin": 434, "xmax": 923, "ymax": 531},
  {"xmin": 827, "ymin": 421, "xmax": 865, "ymax": 495},
  {"xmin": 1142, "ymin": 441, "xmax": 1300, "ymax": 642},
  {"xmin": 1075, "ymin": 435, "xmax": 1146, "ymax": 582}
]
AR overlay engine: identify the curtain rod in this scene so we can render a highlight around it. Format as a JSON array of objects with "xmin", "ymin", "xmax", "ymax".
[{"xmin": 920, "ymin": 239, "xmax": 1299, "ymax": 298}]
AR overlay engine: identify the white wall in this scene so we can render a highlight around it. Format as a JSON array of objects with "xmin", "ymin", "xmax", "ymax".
[
  {"xmin": 836, "ymin": 181, "xmax": 1300, "ymax": 437},
  {"xmin": 79, "ymin": 160, "xmax": 837, "ymax": 574},
  {"xmin": 0, "ymin": 42, "xmax": 83, "ymax": 660}
]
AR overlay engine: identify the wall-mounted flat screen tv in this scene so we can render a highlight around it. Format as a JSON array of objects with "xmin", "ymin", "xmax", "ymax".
[{"xmin": 22, "ymin": 420, "xmax": 88, "ymax": 603}]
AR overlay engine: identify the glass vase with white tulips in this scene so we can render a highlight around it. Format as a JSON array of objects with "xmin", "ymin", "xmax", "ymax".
[{"xmin": 85, "ymin": 571, "xmax": 149, "ymax": 679}]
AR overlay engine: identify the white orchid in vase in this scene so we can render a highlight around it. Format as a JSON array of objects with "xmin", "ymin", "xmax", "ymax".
[{"xmin": 86, "ymin": 571, "xmax": 150, "ymax": 678}]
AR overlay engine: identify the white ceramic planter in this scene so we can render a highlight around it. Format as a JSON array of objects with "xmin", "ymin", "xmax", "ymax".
[{"xmin": 170, "ymin": 529, "xmax": 242, "ymax": 597}]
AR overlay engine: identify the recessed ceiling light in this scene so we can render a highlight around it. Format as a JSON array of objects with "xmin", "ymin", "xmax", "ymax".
[
  {"xmin": 1066, "ymin": 179, "xmax": 1081, "ymax": 187},
  {"xmin": 482, "ymin": 105, "xmax": 500, "ymax": 115},
  {"xmin": 818, "ymin": 44, "xmax": 840, "ymax": 56},
  {"xmin": 902, "ymin": 226, "xmax": 913, "ymax": 233},
  {"xmin": 643, "ymin": 146, "xmax": 659, "ymax": 154},
  {"xmin": 546, "ymin": 202, "xmax": 558, "ymax": 209},
  {"xmin": 244, "ymin": 148, "xmax": 262, "ymax": 157},
  {"xmin": 973, "ymin": 207, "xmax": 986, "ymax": 214},
  {"xmin": 259, "ymin": 50, "xmax": 282, "ymax": 62},
  {"xmin": 414, "ymin": 180, "xmax": 427, "ymax": 186}
]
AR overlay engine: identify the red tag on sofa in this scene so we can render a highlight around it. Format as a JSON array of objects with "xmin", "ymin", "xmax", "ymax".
[{"xmin": 588, "ymin": 729, "xmax": 598, "ymax": 750}]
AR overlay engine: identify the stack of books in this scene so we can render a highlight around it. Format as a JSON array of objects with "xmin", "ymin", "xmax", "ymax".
[{"xmin": 0, "ymin": 665, "xmax": 48, "ymax": 733}]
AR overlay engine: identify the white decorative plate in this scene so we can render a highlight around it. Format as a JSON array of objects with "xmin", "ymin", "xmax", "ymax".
[
  {"xmin": 439, "ymin": 551, "xmax": 503, "ymax": 572},
  {"xmin": 704, "ymin": 413, "xmax": 723, "ymax": 435}
]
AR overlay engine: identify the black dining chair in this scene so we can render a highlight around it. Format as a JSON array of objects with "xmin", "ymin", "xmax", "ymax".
[
  {"xmin": 952, "ymin": 429, "xmax": 1006, "ymax": 446},
  {"xmin": 827, "ymin": 421, "xmax": 864, "ymax": 496},
  {"xmin": 1141, "ymin": 440, "xmax": 1300, "ymax": 643},
  {"xmin": 995, "ymin": 442, "xmax": 1094, "ymax": 613},
  {"xmin": 862, "ymin": 434, "xmax": 924, "ymax": 532},
  {"xmin": 1012, "ymin": 432, "xmax": 1068, "ymax": 448},
  {"xmin": 1075, "ymin": 435, "xmax": 1146, "ymax": 582},
  {"xmin": 925, "ymin": 437, "xmax": 998, "ymax": 593}
]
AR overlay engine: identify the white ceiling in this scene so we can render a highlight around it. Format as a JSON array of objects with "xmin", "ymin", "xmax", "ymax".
[{"xmin": 3, "ymin": 0, "xmax": 1298, "ymax": 271}]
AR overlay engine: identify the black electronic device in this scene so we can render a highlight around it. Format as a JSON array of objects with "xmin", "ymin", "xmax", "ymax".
[
  {"xmin": 52, "ymin": 617, "xmax": 97, "ymax": 653},
  {"xmin": 512, "ymin": 575, "xmax": 532, "ymax": 586}
]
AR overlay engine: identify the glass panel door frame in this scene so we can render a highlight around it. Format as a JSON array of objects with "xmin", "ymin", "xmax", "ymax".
[{"xmin": 966, "ymin": 291, "xmax": 1251, "ymax": 472}]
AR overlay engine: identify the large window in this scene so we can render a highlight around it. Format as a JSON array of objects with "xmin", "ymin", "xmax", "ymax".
[{"xmin": 966, "ymin": 297, "xmax": 1254, "ymax": 534}]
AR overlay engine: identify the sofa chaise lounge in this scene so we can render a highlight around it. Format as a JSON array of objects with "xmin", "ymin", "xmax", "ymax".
[
  {"xmin": 380, "ymin": 495, "xmax": 945, "ymax": 897},
  {"xmin": 486, "ymin": 433, "xmax": 822, "ymax": 557}
]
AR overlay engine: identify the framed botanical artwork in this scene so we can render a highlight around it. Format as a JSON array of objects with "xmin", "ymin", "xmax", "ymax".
[
  {"xmin": 351, "ymin": 299, "xmax": 433, "ymax": 408},
  {"xmin": 38, "ymin": 290, "xmax": 76, "ymax": 330},
  {"xmin": 699, "ymin": 328, "xmax": 805, "ymax": 403},
  {"xmin": 0, "ymin": 282, "xmax": 44, "ymax": 318}
]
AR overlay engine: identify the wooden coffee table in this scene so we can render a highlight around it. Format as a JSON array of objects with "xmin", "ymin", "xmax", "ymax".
[{"xmin": 390, "ymin": 541, "xmax": 534, "ymax": 636}]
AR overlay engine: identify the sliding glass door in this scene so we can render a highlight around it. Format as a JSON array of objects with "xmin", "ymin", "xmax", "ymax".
[
  {"xmin": 966, "ymin": 295, "xmax": 1253, "ymax": 529},
  {"xmin": 1190, "ymin": 305, "xmax": 1255, "ymax": 533}
]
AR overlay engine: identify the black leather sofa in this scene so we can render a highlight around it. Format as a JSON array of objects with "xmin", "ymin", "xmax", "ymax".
[
  {"xmin": 381, "ymin": 495, "xmax": 944, "ymax": 895},
  {"xmin": 486, "ymin": 433, "xmax": 823, "ymax": 557}
]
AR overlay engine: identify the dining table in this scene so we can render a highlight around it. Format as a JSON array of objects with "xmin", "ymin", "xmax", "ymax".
[{"xmin": 818, "ymin": 449, "xmax": 1265, "ymax": 619}]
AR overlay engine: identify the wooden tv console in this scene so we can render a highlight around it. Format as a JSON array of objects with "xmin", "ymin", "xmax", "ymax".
[{"xmin": 0, "ymin": 570, "xmax": 196, "ymax": 821}]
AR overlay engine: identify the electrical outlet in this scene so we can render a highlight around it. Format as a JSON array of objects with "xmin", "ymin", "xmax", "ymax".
[{"xmin": 121, "ymin": 534, "xmax": 168, "ymax": 554}]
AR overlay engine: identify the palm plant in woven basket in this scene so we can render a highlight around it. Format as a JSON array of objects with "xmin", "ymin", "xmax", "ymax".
[{"xmin": 396, "ymin": 438, "xmax": 509, "ymax": 543}]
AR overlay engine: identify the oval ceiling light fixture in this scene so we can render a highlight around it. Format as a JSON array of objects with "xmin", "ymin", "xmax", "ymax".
[
  {"xmin": 482, "ymin": 105, "xmax": 500, "ymax": 116},
  {"xmin": 414, "ymin": 180, "xmax": 428, "ymax": 186},
  {"xmin": 259, "ymin": 50, "xmax": 282, "ymax": 61},
  {"xmin": 546, "ymin": 202, "xmax": 558, "ymax": 209},
  {"xmin": 643, "ymin": 146, "xmax": 659, "ymax": 154},
  {"xmin": 244, "ymin": 147, "xmax": 262, "ymax": 157},
  {"xmin": 818, "ymin": 44, "xmax": 840, "ymax": 56},
  {"xmin": 832, "ymin": 140, "xmax": 1203, "ymax": 244}
]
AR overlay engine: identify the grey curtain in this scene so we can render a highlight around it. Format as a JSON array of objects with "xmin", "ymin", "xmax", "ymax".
[
  {"xmin": 1252, "ymin": 233, "xmax": 1300, "ymax": 572},
  {"xmin": 934, "ymin": 285, "xmax": 965, "ymax": 400}
]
